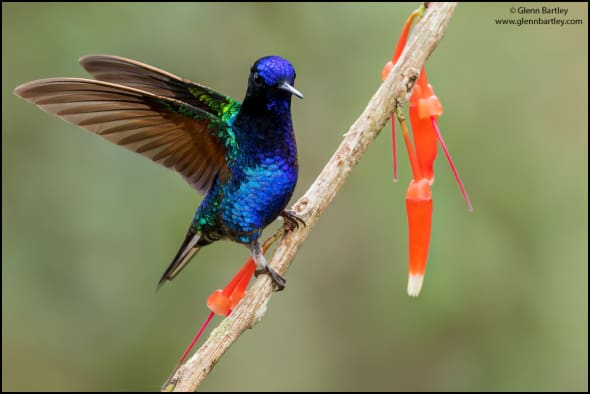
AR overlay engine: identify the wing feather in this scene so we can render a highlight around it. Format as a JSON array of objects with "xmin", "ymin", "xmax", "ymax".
[
  {"xmin": 13, "ymin": 77, "xmax": 231, "ymax": 194},
  {"xmin": 79, "ymin": 54, "xmax": 241, "ymax": 122}
]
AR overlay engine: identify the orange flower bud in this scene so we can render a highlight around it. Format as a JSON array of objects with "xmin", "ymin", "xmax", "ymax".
[
  {"xmin": 206, "ymin": 289, "xmax": 232, "ymax": 316},
  {"xmin": 405, "ymin": 179, "xmax": 433, "ymax": 296}
]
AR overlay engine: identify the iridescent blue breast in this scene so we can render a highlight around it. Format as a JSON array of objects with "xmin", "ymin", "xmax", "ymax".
[{"xmin": 220, "ymin": 151, "xmax": 298, "ymax": 243}]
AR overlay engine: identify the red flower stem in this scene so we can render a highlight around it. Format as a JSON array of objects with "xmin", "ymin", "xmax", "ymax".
[
  {"xmin": 178, "ymin": 312, "xmax": 215, "ymax": 366},
  {"xmin": 166, "ymin": 310, "xmax": 216, "ymax": 386},
  {"xmin": 396, "ymin": 106, "xmax": 423, "ymax": 180},
  {"xmin": 430, "ymin": 117, "xmax": 473, "ymax": 211}
]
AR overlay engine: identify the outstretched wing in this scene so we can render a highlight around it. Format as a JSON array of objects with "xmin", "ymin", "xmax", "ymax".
[
  {"xmin": 79, "ymin": 54, "xmax": 241, "ymax": 124},
  {"xmin": 13, "ymin": 78, "xmax": 235, "ymax": 194}
]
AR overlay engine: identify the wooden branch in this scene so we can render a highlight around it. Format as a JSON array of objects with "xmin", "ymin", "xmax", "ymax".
[{"xmin": 166, "ymin": 3, "xmax": 457, "ymax": 391}]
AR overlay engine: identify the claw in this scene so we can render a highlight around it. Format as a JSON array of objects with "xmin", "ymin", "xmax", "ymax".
[
  {"xmin": 268, "ymin": 268, "xmax": 286, "ymax": 291},
  {"xmin": 254, "ymin": 266, "xmax": 286, "ymax": 291},
  {"xmin": 280, "ymin": 210, "xmax": 306, "ymax": 231}
]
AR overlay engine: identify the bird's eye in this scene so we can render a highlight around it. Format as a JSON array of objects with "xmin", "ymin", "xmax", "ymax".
[{"xmin": 253, "ymin": 72, "xmax": 263, "ymax": 86}]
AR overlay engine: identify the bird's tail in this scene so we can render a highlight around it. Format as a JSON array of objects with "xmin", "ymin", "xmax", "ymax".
[{"xmin": 157, "ymin": 226, "xmax": 203, "ymax": 288}]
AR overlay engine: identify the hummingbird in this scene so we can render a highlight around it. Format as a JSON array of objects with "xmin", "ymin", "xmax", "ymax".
[{"xmin": 13, "ymin": 54, "xmax": 303, "ymax": 290}]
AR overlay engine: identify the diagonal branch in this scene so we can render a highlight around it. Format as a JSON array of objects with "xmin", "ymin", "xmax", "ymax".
[{"xmin": 166, "ymin": 2, "xmax": 458, "ymax": 391}]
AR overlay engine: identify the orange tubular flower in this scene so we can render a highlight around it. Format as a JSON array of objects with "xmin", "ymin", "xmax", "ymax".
[
  {"xmin": 383, "ymin": 5, "xmax": 472, "ymax": 297},
  {"xmin": 404, "ymin": 71, "xmax": 472, "ymax": 296},
  {"xmin": 404, "ymin": 68, "xmax": 441, "ymax": 296}
]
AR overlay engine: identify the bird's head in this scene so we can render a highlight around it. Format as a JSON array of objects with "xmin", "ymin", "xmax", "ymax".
[{"xmin": 247, "ymin": 56, "xmax": 303, "ymax": 102}]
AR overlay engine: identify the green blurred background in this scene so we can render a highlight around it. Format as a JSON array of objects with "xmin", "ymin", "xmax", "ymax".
[{"xmin": 2, "ymin": 2, "xmax": 587, "ymax": 391}]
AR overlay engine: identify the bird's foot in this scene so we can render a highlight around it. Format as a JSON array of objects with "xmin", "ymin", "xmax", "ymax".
[
  {"xmin": 280, "ymin": 210, "xmax": 306, "ymax": 232},
  {"xmin": 255, "ymin": 266, "xmax": 286, "ymax": 291}
]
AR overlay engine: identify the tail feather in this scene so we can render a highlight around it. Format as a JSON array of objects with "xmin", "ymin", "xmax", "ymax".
[{"xmin": 157, "ymin": 227, "xmax": 202, "ymax": 288}]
